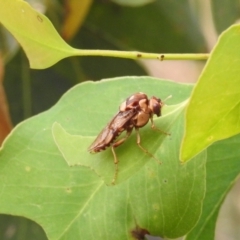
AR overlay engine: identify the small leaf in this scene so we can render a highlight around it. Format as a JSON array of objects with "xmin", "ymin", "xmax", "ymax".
[
  {"xmin": 0, "ymin": 0, "xmax": 76, "ymax": 68},
  {"xmin": 181, "ymin": 24, "xmax": 240, "ymax": 162}
]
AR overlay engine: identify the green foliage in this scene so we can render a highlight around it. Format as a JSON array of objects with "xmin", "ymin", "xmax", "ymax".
[
  {"xmin": 0, "ymin": 77, "xmax": 206, "ymax": 239},
  {"xmin": 181, "ymin": 24, "xmax": 240, "ymax": 161}
]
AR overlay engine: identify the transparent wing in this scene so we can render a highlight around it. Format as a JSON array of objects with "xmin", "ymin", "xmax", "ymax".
[{"xmin": 88, "ymin": 109, "xmax": 136, "ymax": 152}]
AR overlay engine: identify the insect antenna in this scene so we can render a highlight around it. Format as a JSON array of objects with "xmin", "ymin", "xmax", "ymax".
[{"xmin": 163, "ymin": 94, "xmax": 172, "ymax": 104}]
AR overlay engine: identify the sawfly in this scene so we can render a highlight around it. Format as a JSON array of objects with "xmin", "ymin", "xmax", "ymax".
[{"xmin": 88, "ymin": 92, "xmax": 169, "ymax": 184}]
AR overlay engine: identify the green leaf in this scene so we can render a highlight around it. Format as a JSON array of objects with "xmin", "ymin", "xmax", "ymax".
[
  {"xmin": 180, "ymin": 24, "xmax": 240, "ymax": 162},
  {"xmin": 186, "ymin": 134, "xmax": 240, "ymax": 240},
  {"xmin": 0, "ymin": 77, "xmax": 206, "ymax": 239},
  {"xmin": 0, "ymin": 0, "xmax": 76, "ymax": 68}
]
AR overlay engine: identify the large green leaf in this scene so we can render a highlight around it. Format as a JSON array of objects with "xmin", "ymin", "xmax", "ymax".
[
  {"xmin": 0, "ymin": 77, "xmax": 206, "ymax": 239},
  {"xmin": 181, "ymin": 24, "xmax": 240, "ymax": 162},
  {"xmin": 186, "ymin": 134, "xmax": 240, "ymax": 240}
]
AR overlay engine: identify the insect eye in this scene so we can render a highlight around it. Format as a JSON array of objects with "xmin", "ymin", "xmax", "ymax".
[
  {"xmin": 150, "ymin": 97, "xmax": 162, "ymax": 116},
  {"xmin": 153, "ymin": 103, "xmax": 160, "ymax": 116}
]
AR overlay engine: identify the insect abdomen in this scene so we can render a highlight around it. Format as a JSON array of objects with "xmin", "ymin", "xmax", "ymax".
[{"xmin": 89, "ymin": 127, "xmax": 123, "ymax": 153}]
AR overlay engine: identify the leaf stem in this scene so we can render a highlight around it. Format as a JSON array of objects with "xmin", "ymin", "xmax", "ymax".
[{"xmin": 74, "ymin": 49, "xmax": 209, "ymax": 61}]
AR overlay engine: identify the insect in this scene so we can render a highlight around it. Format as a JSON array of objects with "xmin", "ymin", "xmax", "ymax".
[{"xmin": 88, "ymin": 92, "xmax": 168, "ymax": 184}]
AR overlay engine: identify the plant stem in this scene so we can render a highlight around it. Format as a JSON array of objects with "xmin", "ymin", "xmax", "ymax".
[{"xmin": 74, "ymin": 49, "xmax": 209, "ymax": 61}]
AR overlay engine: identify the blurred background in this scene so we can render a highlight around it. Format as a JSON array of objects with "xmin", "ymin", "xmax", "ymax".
[{"xmin": 0, "ymin": 0, "xmax": 240, "ymax": 239}]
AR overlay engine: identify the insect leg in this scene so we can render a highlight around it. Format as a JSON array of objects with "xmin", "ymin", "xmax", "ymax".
[
  {"xmin": 150, "ymin": 117, "xmax": 170, "ymax": 135},
  {"xmin": 110, "ymin": 146, "xmax": 118, "ymax": 185},
  {"xmin": 135, "ymin": 128, "xmax": 161, "ymax": 164},
  {"xmin": 110, "ymin": 128, "xmax": 133, "ymax": 184}
]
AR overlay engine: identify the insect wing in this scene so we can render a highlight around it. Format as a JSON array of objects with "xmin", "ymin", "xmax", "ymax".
[{"xmin": 88, "ymin": 109, "xmax": 136, "ymax": 152}]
